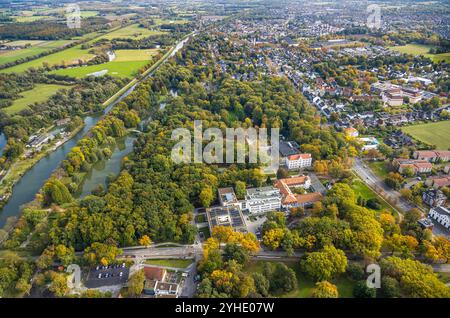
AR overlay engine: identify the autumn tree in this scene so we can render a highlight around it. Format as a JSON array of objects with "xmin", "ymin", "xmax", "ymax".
[
  {"xmin": 301, "ymin": 245, "xmax": 348, "ymax": 281},
  {"xmin": 311, "ymin": 281, "xmax": 339, "ymax": 298}
]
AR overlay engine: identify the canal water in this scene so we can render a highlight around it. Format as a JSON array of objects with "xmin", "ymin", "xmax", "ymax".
[
  {"xmin": 76, "ymin": 136, "xmax": 135, "ymax": 198},
  {"xmin": 0, "ymin": 132, "xmax": 6, "ymax": 157},
  {"xmin": 0, "ymin": 34, "xmax": 192, "ymax": 229},
  {"xmin": 0, "ymin": 85, "xmax": 135, "ymax": 228}
]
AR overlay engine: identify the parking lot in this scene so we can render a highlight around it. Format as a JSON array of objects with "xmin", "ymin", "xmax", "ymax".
[
  {"xmin": 244, "ymin": 213, "xmax": 267, "ymax": 240},
  {"xmin": 85, "ymin": 264, "xmax": 130, "ymax": 288}
]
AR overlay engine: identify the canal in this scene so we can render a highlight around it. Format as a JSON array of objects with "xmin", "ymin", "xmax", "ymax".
[{"xmin": 0, "ymin": 34, "xmax": 192, "ymax": 229}]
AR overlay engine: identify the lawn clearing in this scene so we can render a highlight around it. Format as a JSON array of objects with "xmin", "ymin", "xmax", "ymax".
[
  {"xmin": 245, "ymin": 260, "xmax": 356, "ymax": 298},
  {"xmin": 367, "ymin": 161, "xmax": 390, "ymax": 179},
  {"xmin": 4, "ymin": 84, "xmax": 70, "ymax": 115},
  {"xmin": 97, "ymin": 24, "xmax": 166, "ymax": 40},
  {"xmin": 144, "ymin": 259, "xmax": 194, "ymax": 269},
  {"xmin": 351, "ymin": 178, "xmax": 398, "ymax": 216},
  {"xmin": 389, "ymin": 44, "xmax": 450, "ymax": 63},
  {"xmin": 402, "ymin": 121, "xmax": 450, "ymax": 149}
]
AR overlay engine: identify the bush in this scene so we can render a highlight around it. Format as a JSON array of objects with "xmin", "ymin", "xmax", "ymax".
[
  {"xmin": 353, "ymin": 280, "xmax": 376, "ymax": 298},
  {"xmin": 346, "ymin": 263, "xmax": 365, "ymax": 280}
]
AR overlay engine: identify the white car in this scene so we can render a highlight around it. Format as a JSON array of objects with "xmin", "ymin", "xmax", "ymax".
[
  {"xmin": 119, "ymin": 272, "xmax": 123, "ymax": 277},
  {"xmin": 98, "ymin": 274, "xmax": 102, "ymax": 279}
]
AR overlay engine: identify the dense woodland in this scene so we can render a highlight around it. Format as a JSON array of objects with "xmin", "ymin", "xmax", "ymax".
[
  {"xmin": 0, "ymin": 18, "xmax": 111, "ymax": 40},
  {"xmin": 0, "ymin": 32, "xmax": 448, "ymax": 298}
]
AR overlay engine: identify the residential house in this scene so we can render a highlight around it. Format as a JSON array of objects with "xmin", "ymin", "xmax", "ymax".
[
  {"xmin": 428, "ymin": 206, "xmax": 450, "ymax": 231},
  {"xmin": 393, "ymin": 158, "xmax": 433, "ymax": 175},
  {"xmin": 413, "ymin": 150, "xmax": 450, "ymax": 163},
  {"xmin": 344, "ymin": 127, "xmax": 359, "ymax": 138},
  {"xmin": 422, "ymin": 189, "xmax": 447, "ymax": 207},
  {"xmin": 425, "ymin": 176, "xmax": 450, "ymax": 189}
]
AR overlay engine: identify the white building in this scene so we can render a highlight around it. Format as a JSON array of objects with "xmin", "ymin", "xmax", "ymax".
[
  {"xmin": 243, "ymin": 187, "xmax": 282, "ymax": 214},
  {"xmin": 428, "ymin": 206, "xmax": 450, "ymax": 231},
  {"xmin": 285, "ymin": 153, "xmax": 312, "ymax": 170},
  {"xmin": 359, "ymin": 137, "xmax": 379, "ymax": 151}
]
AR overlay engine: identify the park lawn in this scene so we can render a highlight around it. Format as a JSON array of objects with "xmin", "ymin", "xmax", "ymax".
[
  {"xmin": 144, "ymin": 259, "xmax": 194, "ymax": 269},
  {"xmin": 351, "ymin": 178, "xmax": 398, "ymax": 216},
  {"xmin": 402, "ymin": 121, "xmax": 450, "ymax": 149},
  {"xmin": 389, "ymin": 44, "xmax": 450, "ymax": 63},
  {"xmin": 367, "ymin": 161, "xmax": 390, "ymax": 179},
  {"xmin": 97, "ymin": 24, "xmax": 166, "ymax": 40},
  {"xmin": 4, "ymin": 84, "xmax": 69, "ymax": 115},
  {"xmin": 246, "ymin": 260, "xmax": 355, "ymax": 298},
  {"xmin": 0, "ymin": 40, "xmax": 73, "ymax": 67}
]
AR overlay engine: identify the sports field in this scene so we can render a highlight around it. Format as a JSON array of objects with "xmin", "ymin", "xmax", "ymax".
[
  {"xmin": 402, "ymin": 121, "xmax": 450, "ymax": 149},
  {"xmin": 0, "ymin": 40, "xmax": 73, "ymax": 67},
  {"xmin": 50, "ymin": 49, "xmax": 158, "ymax": 78},
  {"xmin": 389, "ymin": 44, "xmax": 450, "ymax": 63},
  {"xmin": 4, "ymin": 84, "xmax": 70, "ymax": 115}
]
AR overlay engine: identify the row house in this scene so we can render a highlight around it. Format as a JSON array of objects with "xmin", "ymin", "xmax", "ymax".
[
  {"xmin": 413, "ymin": 150, "xmax": 450, "ymax": 163},
  {"xmin": 428, "ymin": 206, "xmax": 450, "ymax": 231},
  {"xmin": 392, "ymin": 158, "xmax": 433, "ymax": 175}
]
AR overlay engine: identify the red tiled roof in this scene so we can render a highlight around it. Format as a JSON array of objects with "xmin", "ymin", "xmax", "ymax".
[{"xmin": 287, "ymin": 153, "xmax": 311, "ymax": 161}]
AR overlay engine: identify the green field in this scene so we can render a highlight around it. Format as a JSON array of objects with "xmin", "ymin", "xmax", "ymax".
[
  {"xmin": 144, "ymin": 259, "xmax": 194, "ymax": 268},
  {"xmin": 4, "ymin": 84, "xmax": 69, "ymax": 115},
  {"xmin": 97, "ymin": 24, "xmax": 166, "ymax": 40},
  {"xmin": 367, "ymin": 161, "xmax": 390, "ymax": 179},
  {"xmin": 0, "ymin": 25, "xmax": 158, "ymax": 74},
  {"xmin": 351, "ymin": 178, "xmax": 398, "ymax": 216},
  {"xmin": 245, "ymin": 261, "xmax": 355, "ymax": 298},
  {"xmin": 0, "ymin": 40, "xmax": 73, "ymax": 67},
  {"xmin": 49, "ymin": 49, "xmax": 158, "ymax": 78},
  {"xmin": 402, "ymin": 121, "xmax": 450, "ymax": 149},
  {"xmin": 14, "ymin": 15, "xmax": 53, "ymax": 23},
  {"xmin": 0, "ymin": 44, "xmax": 95, "ymax": 73},
  {"xmin": 389, "ymin": 44, "xmax": 450, "ymax": 63}
]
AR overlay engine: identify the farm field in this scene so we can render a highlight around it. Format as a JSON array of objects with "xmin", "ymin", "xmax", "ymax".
[
  {"xmin": 0, "ymin": 40, "xmax": 73, "ymax": 67},
  {"xmin": 389, "ymin": 44, "xmax": 450, "ymax": 63},
  {"xmin": 4, "ymin": 84, "xmax": 70, "ymax": 115},
  {"xmin": 14, "ymin": 15, "xmax": 53, "ymax": 22},
  {"xmin": 97, "ymin": 24, "xmax": 166, "ymax": 40},
  {"xmin": 0, "ymin": 45, "xmax": 95, "ymax": 73},
  {"xmin": 50, "ymin": 49, "xmax": 158, "ymax": 78},
  {"xmin": 402, "ymin": 121, "xmax": 450, "ymax": 149}
]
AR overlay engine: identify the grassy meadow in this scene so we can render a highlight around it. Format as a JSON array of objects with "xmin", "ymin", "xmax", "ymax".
[
  {"xmin": 389, "ymin": 44, "xmax": 450, "ymax": 63},
  {"xmin": 402, "ymin": 121, "xmax": 450, "ymax": 149},
  {"xmin": 4, "ymin": 84, "xmax": 70, "ymax": 115}
]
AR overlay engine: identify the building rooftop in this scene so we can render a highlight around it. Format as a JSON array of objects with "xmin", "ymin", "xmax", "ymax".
[
  {"xmin": 279, "ymin": 140, "xmax": 300, "ymax": 157},
  {"xmin": 206, "ymin": 206, "xmax": 247, "ymax": 232}
]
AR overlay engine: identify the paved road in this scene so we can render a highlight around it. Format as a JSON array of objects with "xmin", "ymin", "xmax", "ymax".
[
  {"xmin": 353, "ymin": 158, "xmax": 450, "ymax": 238},
  {"xmin": 353, "ymin": 158, "xmax": 415, "ymax": 214}
]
